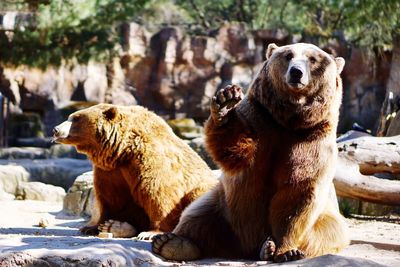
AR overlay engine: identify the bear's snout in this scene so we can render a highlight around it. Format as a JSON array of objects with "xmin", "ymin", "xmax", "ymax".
[
  {"xmin": 52, "ymin": 121, "xmax": 72, "ymax": 141},
  {"xmin": 289, "ymin": 67, "xmax": 303, "ymax": 82},
  {"xmin": 286, "ymin": 61, "xmax": 309, "ymax": 89}
]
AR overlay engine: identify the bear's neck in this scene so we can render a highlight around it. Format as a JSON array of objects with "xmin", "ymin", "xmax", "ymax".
[{"xmin": 247, "ymin": 74, "xmax": 339, "ymax": 132}]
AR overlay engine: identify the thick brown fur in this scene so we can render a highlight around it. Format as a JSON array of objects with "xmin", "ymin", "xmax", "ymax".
[
  {"xmin": 152, "ymin": 43, "xmax": 349, "ymax": 262},
  {"xmin": 54, "ymin": 104, "xmax": 217, "ymax": 237}
]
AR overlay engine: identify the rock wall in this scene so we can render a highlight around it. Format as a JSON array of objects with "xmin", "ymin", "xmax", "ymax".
[{"xmin": 0, "ymin": 23, "xmax": 392, "ymax": 135}]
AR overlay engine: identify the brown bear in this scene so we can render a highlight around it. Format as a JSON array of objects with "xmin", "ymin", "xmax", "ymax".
[
  {"xmin": 53, "ymin": 104, "xmax": 218, "ymax": 238},
  {"xmin": 152, "ymin": 43, "xmax": 349, "ymax": 262}
]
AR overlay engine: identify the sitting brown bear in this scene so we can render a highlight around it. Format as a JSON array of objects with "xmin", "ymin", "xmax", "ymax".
[
  {"xmin": 53, "ymin": 104, "xmax": 218, "ymax": 238},
  {"xmin": 152, "ymin": 43, "xmax": 349, "ymax": 262}
]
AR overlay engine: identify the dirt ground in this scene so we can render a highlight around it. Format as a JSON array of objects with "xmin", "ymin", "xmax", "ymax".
[{"xmin": 0, "ymin": 200, "xmax": 399, "ymax": 266}]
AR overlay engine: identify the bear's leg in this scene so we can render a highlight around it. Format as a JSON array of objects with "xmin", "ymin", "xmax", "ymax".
[
  {"xmin": 152, "ymin": 188, "xmax": 242, "ymax": 261},
  {"xmin": 268, "ymin": 184, "xmax": 319, "ymax": 262},
  {"xmin": 299, "ymin": 203, "xmax": 349, "ymax": 257},
  {"xmin": 98, "ymin": 219, "xmax": 137, "ymax": 238}
]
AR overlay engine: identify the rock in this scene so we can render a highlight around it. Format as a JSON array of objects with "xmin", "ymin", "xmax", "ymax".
[
  {"xmin": 8, "ymin": 112, "xmax": 45, "ymax": 141},
  {"xmin": 14, "ymin": 137, "xmax": 53, "ymax": 148},
  {"xmin": 0, "ymin": 145, "xmax": 86, "ymax": 160},
  {"xmin": 167, "ymin": 118, "xmax": 203, "ymax": 140},
  {"xmin": 38, "ymin": 218, "xmax": 49, "ymax": 228},
  {"xmin": 49, "ymin": 144, "xmax": 86, "ymax": 159},
  {"xmin": 0, "ymin": 147, "xmax": 49, "ymax": 159},
  {"xmin": 0, "ymin": 159, "xmax": 92, "ymax": 190},
  {"xmin": 0, "ymin": 165, "xmax": 29, "ymax": 195},
  {"xmin": 16, "ymin": 181, "xmax": 66, "ymax": 202},
  {"xmin": 0, "ymin": 24, "xmax": 394, "ymax": 132},
  {"xmin": 63, "ymin": 171, "xmax": 95, "ymax": 217}
]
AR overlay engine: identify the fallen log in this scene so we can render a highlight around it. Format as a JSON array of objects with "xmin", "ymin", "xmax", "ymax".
[{"xmin": 334, "ymin": 135, "xmax": 400, "ymax": 206}]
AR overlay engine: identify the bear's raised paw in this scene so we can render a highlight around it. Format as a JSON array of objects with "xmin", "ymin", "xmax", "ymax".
[
  {"xmin": 152, "ymin": 233, "xmax": 201, "ymax": 261},
  {"xmin": 211, "ymin": 85, "xmax": 244, "ymax": 125}
]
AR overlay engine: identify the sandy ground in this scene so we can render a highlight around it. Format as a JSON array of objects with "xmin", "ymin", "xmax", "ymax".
[{"xmin": 0, "ymin": 200, "xmax": 399, "ymax": 266}]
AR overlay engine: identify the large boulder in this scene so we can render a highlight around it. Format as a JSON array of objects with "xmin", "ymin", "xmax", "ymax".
[
  {"xmin": 63, "ymin": 171, "xmax": 95, "ymax": 217},
  {"xmin": 16, "ymin": 181, "xmax": 66, "ymax": 202},
  {"xmin": 0, "ymin": 159, "xmax": 92, "ymax": 190},
  {"xmin": 0, "ymin": 165, "xmax": 29, "ymax": 196}
]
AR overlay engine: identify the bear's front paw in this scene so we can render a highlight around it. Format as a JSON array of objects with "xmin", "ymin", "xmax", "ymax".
[
  {"xmin": 274, "ymin": 249, "xmax": 305, "ymax": 263},
  {"xmin": 98, "ymin": 219, "xmax": 137, "ymax": 238},
  {"xmin": 259, "ymin": 236, "xmax": 276, "ymax": 261},
  {"xmin": 211, "ymin": 84, "xmax": 244, "ymax": 125}
]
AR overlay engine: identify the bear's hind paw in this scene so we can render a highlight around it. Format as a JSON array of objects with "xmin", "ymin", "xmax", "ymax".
[{"xmin": 152, "ymin": 233, "xmax": 201, "ymax": 261}]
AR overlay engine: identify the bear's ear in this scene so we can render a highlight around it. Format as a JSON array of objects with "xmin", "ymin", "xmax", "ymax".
[
  {"xmin": 335, "ymin": 57, "xmax": 345, "ymax": 74},
  {"xmin": 103, "ymin": 107, "xmax": 118, "ymax": 120},
  {"xmin": 266, "ymin": 43, "xmax": 279, "ymax": 59}
]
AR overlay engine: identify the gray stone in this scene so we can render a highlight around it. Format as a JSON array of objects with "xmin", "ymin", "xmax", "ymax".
[
  {"xmin": 0, "ymin": 147, "xmax": 49, "ymax": 159},
  {"xmin": 63, "ymin": 171, "xmax": 95, "ymax": 217},
  {"xmin": 17, "ymin": 181, "xmax": 66, "ymax": 202},
  {"xmin": 0, "ymin": 159, "xmax": 92, "ymax": 190}
]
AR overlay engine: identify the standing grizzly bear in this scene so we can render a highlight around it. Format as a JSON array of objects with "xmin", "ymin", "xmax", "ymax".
[
  {"xmin": 152, "ymin": 43, "xmax": 349, "ymax": 262},
  {"xmin": 53, "ymin": 104, "xmax": 218, "ymax": 238}
]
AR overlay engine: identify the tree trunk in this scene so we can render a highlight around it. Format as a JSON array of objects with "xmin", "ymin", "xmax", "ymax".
[
  {"xmin": 335, "ymin": 135, "xmax": 400, "ymax": 206},
  {"xmin": 376, "ymin": 34, "xmax": 400, "ymax": 136}
]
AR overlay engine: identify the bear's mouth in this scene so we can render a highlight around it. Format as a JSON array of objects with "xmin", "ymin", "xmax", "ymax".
[{"xmin": 288, "ymin": 82, "xmax": 306, "ymax": 89}]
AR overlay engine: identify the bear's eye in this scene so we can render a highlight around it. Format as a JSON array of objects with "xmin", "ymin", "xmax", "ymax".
[
  {"xmin": 309, "ymin": 57, "xmax": 317, "ymax": 64},
  {"xmin": 285, "ymin": 53, "xmax": 293, "ymax": 61}
]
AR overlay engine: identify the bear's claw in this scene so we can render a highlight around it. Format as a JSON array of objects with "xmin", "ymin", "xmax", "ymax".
[
  {"xmin": 152, "ymin": 233, "xmax": 201, "ymax": 261},
  {"xmin": 98, "ymin": 219, "xmax": 137, "ymax": 238},
  {"xmin": 274, "ymin": 249, "xmax": 305, "ymax": 263},
  {"xmin": 80, "ymin": 225, "xmax": 99, "ymax": 236},
  {"xmin": 260, "ymin": 236, "xmax": 276, "ymax": 261},
  {"xmin": 211, "ymin": 84, "xmax": 244, "ymax": 125}
]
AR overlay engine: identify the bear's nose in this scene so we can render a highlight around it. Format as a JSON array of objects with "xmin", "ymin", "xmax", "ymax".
[{"xmin": 289, "ymin": 67, "xmax": 303, "ymax": 82}]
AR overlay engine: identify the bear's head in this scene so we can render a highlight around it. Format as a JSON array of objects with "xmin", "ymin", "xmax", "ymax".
[
  {"xmin": 53, "ymin": 104, "xmax": 162, "ymax": 170},
  {"xmin": 249, "ymin": 43, "xmax": 345, "ymax": 130}
]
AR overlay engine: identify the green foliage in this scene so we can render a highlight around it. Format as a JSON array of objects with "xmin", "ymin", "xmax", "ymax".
[
  {"xmin": 173, "ymin": 0, "xmax": 400, "ymax": 49},
  {"xmin": 1, "ymin": 0, "xmax": 399, "ymax": 67},
  {"xmin": 0, "ymin": 0, "xmax": 149, "ymax": 68}
]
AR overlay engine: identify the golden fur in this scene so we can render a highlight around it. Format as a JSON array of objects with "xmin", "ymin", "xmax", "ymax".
[
  {"xmin": 54, "ymin": 104, "xmax": 217, "ymax": 237},
  {"xmin": 152, "ymin": 43, "xmax": 349, "ymax": 262}
]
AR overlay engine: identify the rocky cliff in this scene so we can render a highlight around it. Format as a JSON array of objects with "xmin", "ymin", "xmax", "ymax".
[{"xmin": 0, "ymin": 23, "xmax": 391, "ymax": 136}]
